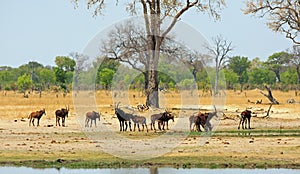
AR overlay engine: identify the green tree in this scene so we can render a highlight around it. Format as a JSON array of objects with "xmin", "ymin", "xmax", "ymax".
[
  {"xmin": 249, "ymin": 68, "xmax": 276, "ymax": 85},
  {"xmin": 291, "ymin": 45, "xmax": 300, "ymax": 84},
  {"xmin": 96, "ymin": 58, "xmax": 120, "ymax": 89},
  {"xmin": 0, "ymin": 66, "xmax": 17, "ymax": 90},
  {"xmin": 55, "ymin": 56, "xmax": 76, "ymax": 71},
  {"xmin": 54, "ymin": 56, "xmax": 76, "ymax": 91},
  {"xmin": 17, "ymin": 74, "xmax": 33, "ymax": 93},
  {"xmin": 223, "ymin": 68, "xmax": 238, "ymax": 89},
  {"xmin": 99, "ymin": 68, "xmax": 115, "ymax": 89},
  {"xmin": 40, "ymin": 68, "xmax": 56, "ymax": 89},
  {"xmin": 18, "ymin": 61, "xmax": 43, "ymax": 83},
  {"xmin": 250, "ymin": 57, "xmax": 263, "ymax": 70},
  {"xmin": 196, "ymin": 69, "xmax": 210, "ymax": 93},
  {"xmin": 178, "ymin": 79, "xmax": 195, "ymax": 90},
  {"xmin": 281, "ymin": 68, "xmax": 298, "ymax": 86},
  {"xmin": 74, "ymin": 0, "xmax": 226, "ymax": 108},
  {"xmin": 264, "ymin": 52, "xmax": 291, "ymax": 83},
  {"xmin": 227, "ymin": 56, "xmax": 250, "ymax": 91}
]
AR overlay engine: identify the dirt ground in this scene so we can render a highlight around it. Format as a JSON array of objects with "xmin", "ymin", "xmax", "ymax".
[{"xmin": 0, "ymin": 89, "xmax": 299, "ymax": 167}]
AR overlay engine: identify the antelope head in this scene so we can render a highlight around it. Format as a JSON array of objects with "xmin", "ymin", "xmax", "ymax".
[{"xmin": 43, "ymin": 108, "xmax": 46, "ymax": 115}]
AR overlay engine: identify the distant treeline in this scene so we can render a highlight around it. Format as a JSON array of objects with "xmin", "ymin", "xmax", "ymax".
[{"xmin": 1, "ymin": 51, "xmax": 299, "ymax": 93}]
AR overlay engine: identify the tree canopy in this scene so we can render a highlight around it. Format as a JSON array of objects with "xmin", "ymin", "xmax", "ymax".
[
  {"xmin": 244, "ymin": 0, "xmax": 300, "ymax": 44},
  {"xmin": 73, "ymin": 0, "xmax": 226, "ymax": 107}
]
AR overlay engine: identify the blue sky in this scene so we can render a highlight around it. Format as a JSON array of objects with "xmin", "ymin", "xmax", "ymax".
[{"xmin": 0, "ymin": 0, "xmax": 293, "ymax": 67}]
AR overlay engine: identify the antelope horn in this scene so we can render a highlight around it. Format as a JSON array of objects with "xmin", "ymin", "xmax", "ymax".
[
  {"xmin": 115, "ymin": 102, "xmax": 120, "ymax": 108},
  {"xmin": 213, "ymin": 105, "xmax": 217, "ymax": 112}
]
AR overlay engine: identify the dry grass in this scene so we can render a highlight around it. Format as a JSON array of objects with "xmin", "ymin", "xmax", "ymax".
[{"xmin": 0, "ymin": 89, "xmax": 299, "ymax": 168}]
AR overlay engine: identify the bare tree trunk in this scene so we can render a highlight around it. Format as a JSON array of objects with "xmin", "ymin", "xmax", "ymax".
[
  {"xmin": 143, "ymin": 71, "xmax": 149, "ymax": 90},
  {"xmin": 147, "ymin": 70, "xmax": 159, "ymax": 108},
  {"xmin": 264, "ymin": 103, "xmax": 273, "ymax": 118},
  {"xmin": 296, "ymin": 66, "xmax": 300, "ymax": 85},
  {"xmin": 146, "ymin": 35, "xmax": 161, "ymax": 108},
  {"xmin": 260, "ymin": 85, "xmax": 279, "ymax": 104},
  {"xmin": 215, "ymin": 66, "xmax": 219, "ymax": 95}
]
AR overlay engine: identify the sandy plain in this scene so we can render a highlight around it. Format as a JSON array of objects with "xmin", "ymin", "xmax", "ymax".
[{"xmin": 0, "ymin": 89, "xmax": 299, "ymax": 168}]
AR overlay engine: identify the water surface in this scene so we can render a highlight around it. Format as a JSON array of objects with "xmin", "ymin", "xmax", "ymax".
[{"xmin": 1, "ymin": 167, "xmax": 299, "ymax": 174}]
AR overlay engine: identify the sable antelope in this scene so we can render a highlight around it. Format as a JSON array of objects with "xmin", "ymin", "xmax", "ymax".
[
  {"xmin": 238, "ymin": 110, "xmax": 252, "ymax": 129},
  {"xmin": 189, "ymin": 115, "xmax": 198, "ymax": 131},
  {"xmin": 85, "ymin": 111, "xmax": 101, "ymax": 127},
  {"xmin": 114, "ymin": 103, "xmax": 132, "ymax": 131},
  {"xmin": 192, "ymin": 106, "xmax": 218, "ymax": 132},
  {"xmin": 28, "ymin": 108, "xmax": 46, "ymax": 126},
  {"xmin": 132, "ymin": 115, "xmax": 148, "ymax": 132},
  {"xmin": 159, "ymin": 113, "xmax": 174, "ymax": 130},
  {"xmin": 150, "ymin": 110, "xmax": 172, "ymax": 131},
  {"xmin": 194, "ymin": 112, "xmax": 209, "ymax": 132},
  {"xmin": 55, "ymin": 106, "xmax": 69, "ymax": 127}
]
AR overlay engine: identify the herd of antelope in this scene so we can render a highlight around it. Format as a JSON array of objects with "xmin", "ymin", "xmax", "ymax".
[
  {"xmin": 27, "ymin": 103, "xmax": 253, "ymax": 131},
  {"xmin": 28, "ymin": 106, "xmax": 70, "ymax": 127}
]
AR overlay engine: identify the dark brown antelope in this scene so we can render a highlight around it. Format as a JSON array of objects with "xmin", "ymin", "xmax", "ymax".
[
  {"xmin": 192, "ymin": 106, "xmax": 218, "ymax": 132},
  {"xmin": 150, "ymin": 110, "xmax": 172, "ymax": 131},
  {"xmin": 189, "ymin": 115, "xmax": 198, "ymax": 131},
  {"xmin": 114, "ymin": 103, "xmax": 132, "ymax": 131},
  {"xmin": 159, "ymin": 113, "xmax": 174, "ymax": 130},
  {"xmin": 55, "ymin": 106, "xmax": 69, "ymax": 127},
  {"xmin": 28, "ymin": 108, "xmax": 46, "ymax": 126},
  {"xmin": 238, "ymin": 110, "xmax": 252, "ymax": 129},
  {"xmin": 85, "ymin": 111, "xmax": 101, "ymax": 127},
  {"xmin": 132, "ymin": 115, "xmax": 148, "ymax": 132}
]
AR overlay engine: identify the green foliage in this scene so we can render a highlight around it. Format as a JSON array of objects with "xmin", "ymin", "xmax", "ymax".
[
  {"xmin": 99, "ymin": 68, "xmax": 115, "ymax": 89},
  {"xmin": 54, "ymin": 67, "xmax": 67, "ymax": 84},
  {"xmin": 223, "ymin": 69, "xmax": 238, "ymax": 89},
  {"xmin": 96, "ymin": 58, "xmax": 120, "ymax": 89},
  {"xmin": 228, "ymin": 56, "xmax": 250, "ymax": 85},
  {"xmin": 17, "ymin": 74, "xmax": 33, "ymax": 92},
  {"xmin": 249, "ymin": 68, "xmax": 276, "ymax": 85},
  {"xmin": 54, "ymin": 56, "xmax": 76, "ymax": 90},
  {"xmin": 196, "ymin": 69, "xmax": 210, "ymax": 90},
  {"xmin": 0, "ymin": 67, "xmax": 17, "ymax": 89},
  {"xmin": 178, "ymin": 79, "xmax": 195, "ymax": 90},
  {"xmin": 39, "ymin": 68, "xmax": 56, "ymax": 88},
  {"xmin": 264, "ymin": 52, "xmax": 292, "ymax": 82},
  {"xmin": 1, "ymin": 50, "xmax": 300, "ymax": 92},
  {"xmin": 129, "ymin": 73, "xmax": 145, "ymax": 90},
  {"xmin": 55, "ymin": 56, "xmax": 76, "ymax": 71},
  {"xmin": 281, "ymin": 68, "xmax": 298, "ymax": 85}
]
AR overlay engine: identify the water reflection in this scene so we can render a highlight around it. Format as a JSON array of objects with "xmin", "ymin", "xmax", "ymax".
[{"xmin": 0, "ymin": 167, "xmax": 299, "ymax": 174}]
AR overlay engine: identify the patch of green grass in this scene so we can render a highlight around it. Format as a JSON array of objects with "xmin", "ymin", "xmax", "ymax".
[
  {"xmin": 1, "ymin": 153, "xmax": 300, "ymax": 169},
  {"xmin": 189, "ymin": 129, "xmax": 300, "ymax": 137}
]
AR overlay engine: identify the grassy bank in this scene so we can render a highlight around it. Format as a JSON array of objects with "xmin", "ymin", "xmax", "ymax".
[
  {"xmin": 1, "ymin": 151, "xmax": 299, "ymax": 169},
  {"xmin": 1, "ymin": 129, "xmax": 300, "ymax": 169}
]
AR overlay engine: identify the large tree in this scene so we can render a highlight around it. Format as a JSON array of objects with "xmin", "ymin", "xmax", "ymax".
[
  {"xmin": 101, "ymin": 21, "xmax": 150, "ymax": 90},
  {"xmin": 74, "ymin": 0, "xmax": 226, "ymax": 108},
  {"xmin": 205, "ymin": 35, "xmax": 233, "ymax": 95},
  {"xmin": 17, "ymin": 74, "xmax": 33, "ymax": 94},
  {"xmin": 291, "ymin": 45, "xmax": 300, "ymax": 84},
  {"xmin": 227, "ymin": 56, "xmax": 250, "ymax": 91},
  {"xmin": 244, "ymin": 0, "xmax": 300, "ymax": 44},
  {"xmin": 264, "ymin": 51, "xmax": 291, "ymax": 83},
  {"xmin": 54, "ymin": 56, "xmax": 76, "ymax": 91}
]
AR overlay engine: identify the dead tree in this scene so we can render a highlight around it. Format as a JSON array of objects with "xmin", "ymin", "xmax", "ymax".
[
  {"xmin": 260, "ymin": 85, "xmax": 279, "ymax": 104},
  {"xmin": 264, "ymin": 103, "xmax": 273, "ymax": 118}
]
